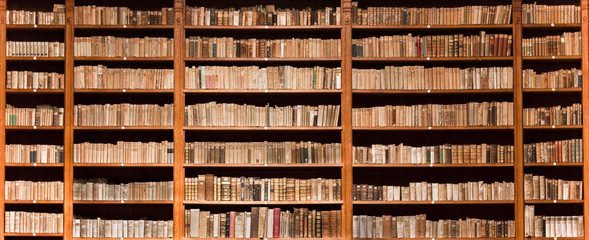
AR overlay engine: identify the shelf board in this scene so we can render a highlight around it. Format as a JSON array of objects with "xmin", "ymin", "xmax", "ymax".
[
  {"xmin": 184, "ymin": 201, "xmax": 342, "ymax": 205},
  {"xmin": 525, "ymin": 200, "xmax": 584, "ymax": 204},
  {"xmin": 5, "ymin": 89, "xmax": 64, "ymax": 94},
  {"xmin": 7, "ymin": 24, "xmax": 65, "ymax": 29},
  {"xmin": 522, "ymin": 23, "xmax": 582, "ymax": 29},
  {"xmin": 184, "ymin": 163, "xmax": 343, "ymax": 168},
  {"xmin": 5, "ymin": 126, "xmax": 64, "ymax": 130},
  {"xmin": 74, "ymin": 57, "xmax": 174, "ymax": 61},
  {"xmin": 353, "ymin": 163, "xmax": 514, "ymax": 168},
  {"xmin": 183, "ymin": 238, "xmax": 342, "ymax": 240},
  {"xmin": 4, "ymin": 233, "xmax": 63, "ymax": 237},
  {"xmin": 352, "ymin": 56, "xmax": 513, "ymax": 62},
  {"xmin": 73, "ymin": 126, "xmax": 174, "ymax": 130},
  {"xmin": 73, "ymin": 200, "xmax": 173, "ymax": 204},
  {"xmin": 523, "ymin": 88, "xmax": 582, "ymax": 93},
  {"xmin": 354, "ymin": 200, "xmax": 514, "ymax": 205},
  {"xmin": 73, "ymin": 238, "xmax": 171, "ymax": 240},
  {"xmin": 74, "ymin": 89, "xmax": 174, "ymax": 94},
  {"xmin": 353, "ymin": 126, "xmax": 514, "ymax": 131},
  {"xmin": 353, "ymin": 24, "xmax": 513, "ymax": 30},
  {"xmin": 6, "ymin": 57, "xmax": 64, "ymax": 61},
  {"xmin": 523, "ymin": 125, "xmax": 582, "ymax": 130},
  {"xmin": 185, "ymin": 57, "xmax": 342, "ymax": 62},
  {"xmin": 74, "ymin": 163, "xmax": 173, "ymax": 167},
  {"xmin": 353, "ymin": 238, "xmax": 512, "ymax": 240},
  {"xmin": 353, "ymin": 89, "xmax": 513, "ymax": 95},
  {"xmin": 75, "ymin": 25, "xmax": 174, "ymax": 29},
  {"xmin": 184, "ymin": 126, "xmax": 342, "ymax": 131},
  {"xmin": 4, "ymin": 200, "xmax": 63, "ymax": 204},
  {"xmin": 5, "ymin": 163, "xmax": 64, "ymax": 167},
  {"xmin": 522, "ymin": 56, "xmax": 582, "ymax": 61},
  {"xmin": 185, "ymin": 25, "xmax": 342, "ymax": 30},
  {"xmin": 184, "ymin": 89, "xmax": 342, "ymax": 94},
  {"xmin": 527, "ymin": 238, "xmax": 584, "ymax": 240},
  {"xmin": 524, "ymin": 162, "xmax": 583, "ymax": 167}
]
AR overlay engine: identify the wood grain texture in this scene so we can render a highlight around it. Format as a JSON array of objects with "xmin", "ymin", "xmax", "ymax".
[
  {"xmin": 173, "ymin": 0, "xmax": 186, "ymax": 239},
  {"xmin": 0, "ymin": 2, "xmax": 5, "ymax": 240},
  {"xmin": 64, "ymin": 2, "xmax": 75, "ymax": 240},
  {"xmin": 341, "ymin": 1, "xmax": 353, "ymax": 240},
  {"xmin": 511, "ymin": 1, "xmax": 524, "ymax": 240},
  {"xmin": 582, "ymin": 0, "xmax": 589, "ymax": 238}
]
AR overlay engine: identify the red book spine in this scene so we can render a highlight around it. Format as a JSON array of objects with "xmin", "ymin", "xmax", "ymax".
[
  {"xmin": 229, "ymin": 211, "xmax": 236, "ymax": 238},
  {"xmin": 273, "ymin": 208, "xmax": 281, "ymax": 238},
  {"xmin": 417, "ymin": 35, "xmax": 421, "ymax": 57}
]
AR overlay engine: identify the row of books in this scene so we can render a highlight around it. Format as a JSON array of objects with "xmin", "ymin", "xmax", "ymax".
[
  {"xmin": 185, "ymin": 66, "xmax": 342, "ymax": 90},
  {"xmin": 6, "ymin": 71, "xmax": 64, "ymax": 90},
  {"xmin": 353, "ymin": 181, "xmax": 514, "ymax": 201},
  {"xmin": 352, "ymin": 102, "xmax": 514, "ymax": 127},
  {"xmin": 5, "ymin": 180, "xmax": 64, "ymax": 201},
  {"xmin": 522, "ymin": 32, "xmax": 582, "ymax": 56},
  {"xmin": 74, "ymin": 65, "xmax": 174, "ymax": 90},
  {"xmin": 6, "ymin": 4, "xmax": 65, "ymax": 25},
  {"xmin": 353, "ymin": 143, "xmax": 514, "ymax": 165},
  {"xmin": 5, "ymin": 105, "xmax": 65, "ymax": 126},
  {"xmin": 6, "ymin": 41, "xmax": 65, "ymax": 57},
  {"xmin": 185, "ymin": 6, "xmax": 340, "ymax": 26},
  {"xmin": 73, "ymin": 218, "xmax": 173, "ymax": 238},
  {"xmin": 185, "ymin": 141, "xmax": 342, "ymax": 164},
  {"xmin": 186, "ymin": 37, "xmax": 341, "ymax": 58},
  {"xmin": 5, "ymin": 144, "xmax": 64, "ymax": 164},
  {"xmin": 185, "ymin": 175, "xmax": 341, "ymax": 202},
  {"xmin": 185, "ymin": 102, "xmax": 340, "ymax": 127},
  {"xmin": 523, "ymin": 68, "xmax": 582, "ymax": 89},
  {"xmin": 522, "ymin": 3, "xmax": 581, "ymax": 24},
  {"xmin": 74, "ymin": 36, "xmax": 174, "ymax": 57},
  {"xmin": 73, "ymin": 104, "xmax": 174, "ymax": 127},
  {"xmin": 353, "ymin": 214, "xmax": 514, "ymax": 238},
  {"xmin": 185, "ymin": 208, "xmax": 342, "ymax": 238},
  {"xmin": 524, "ymin": 139, "xmax": 583, "ymax": 163},
  {"xmin": 73, "ymin": 141, "xmax": 173, "ymax": 164},
  {"xmin": 352, "ymin": 66, "xmax": 513, "ymax": 90},
  {"xmin": 524, "ymin": 174, "xmax": 583, "ymax": 200},
  {"xmin": 4, "ymin": 211, "xmax": 63, "ymax": 233},
  {"xmin": 351, "ymin": 3, "xmax": 512, "ymax": 26},
  {"xmin": 352, "ymin": 33, "xmax": 513, "ymax": 58},
  {"xmin": 525, "ymin": 205, "xmax": 584, "ymax": 237},
  {"xmin": 74, "ymin": 6, "xmax": 175, "ymax": 25},
  {"xmin": 73, "ymin": 179, "xmax": 174, "ymax": 201},
  {"xmin": 522, "ymin": 103, "xmax": 582, "ymax": 126}
]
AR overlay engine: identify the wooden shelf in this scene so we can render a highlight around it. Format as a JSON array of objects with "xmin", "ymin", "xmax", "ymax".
[
  {"xmin": 5, "ymin": 56, "xmax": 64, "ymax": 61},
  {"xmin": 4, "ymin": 233, "xmax": 63, "ymax": 237},
  {"xmin": 523, "ymin": 125, "xmax": 583, "ymax": 130},
  {"xmin": 74, "ymin": 89, "xmax": 174, "ymax": 94},
  {"xmin": 183, "ymin": 238, "xmax": 342, "ymax": 240},
  {"xmin": 522, "ymin": 23, "xmax": 582, "ymax": 29},
  {"xmin": 5, "ymin": 163, "xmax": 64, "ymax": 167},
  {"xmin": 353, "ymin": 238, "xmax": 513, "ymax": 240},
  {"xmin": 74, "ymin": 57, "xmax": 174, "ymax": 61},
  {"xmin": 522, "ymin": 56, "xmax": 582, "ymax": 61},
  {"xmin": 353, "ymin": 24, "xmax": 513, "ymax": 30},
  {"xmin": 524, "ymin": 162, "xmax": 583, "ymax": 167},
  {"xmin": 75, "ymin": 25, "xmax": 174, "ymax": 29},
  {"xmin": 6, "ymin": 24, "xmax": 65, "ymax": 29},
  {"xmin": 73, "ymin": 126, "xmax": 174, "ymax": 130},
  {"xmin": 184, "ymin": 126, "xmax": 342, "ymax": 131},
  {"xmin": 353, "ymin": 200, "xmax": 514, "ymax": 205},
  {"xmin": 74, "ymin": 163, "xmax": 173, "ymax": 167},
  {"xmin": 5, "ymin": 126, "xmax": 64, "ymax": 130},
  {"xmin": 184, "ymin": 163, "xmax": 343, "ymax": 168},
  {"xmin": 353, "ymin": 163, "xmax": 514, "ymax": 168},
  {"xmin": 73, "ymin": 200, "xmax": 173, "ymax": 204},
  {"xmin": 352, "ymin": 56, "xmax": 513, "ymax": 62},
  {"xmin": 353, "ymin": 89, "xmax": 513, "ymax": 95},
  {"xmin": 184, "ymin": 201, "xmax": 343, "ymax": 205},
  {"xmin": 184, "ymin": 89, "xmax": 342, "ymax": 94},
  {"xmin": 185, "ymin": 25, "xmax": 342, "ymax": 30},
  {"xmin": 525, "ymin": 200, "xmax": 584, "ymax": 204},
  {"xmin": 73, "ymin": 238, "xmax": 171, "ymax": 240},
  {"xmin": 523, "ymin": 88, "xmax": 582, "ymax": 93},
  {"xmin": 185, "ymin": 57, "xmax": 342, "ymax": 62},
  {"xmin": 526, "ymin": 238, "xmax": 584, "ymax": 240},
  {"xmin": 4, "ymin": 200, "xmax": 63, "ymax": 204},
  {"xmin": 6, "ymin": 89, "xmax": 64, "ymax": 94},
  {"xmin": 353, "ymin": 126, "xmax": 514, "ymax": 131}
]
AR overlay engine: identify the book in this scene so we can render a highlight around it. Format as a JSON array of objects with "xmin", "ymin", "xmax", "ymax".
[
  {"xmin": 6, "ymin": 41, "xmax": 65, "ymax": 57},
  {"xmin": 75, "ymin": 65, "xmax": 174, "ymax": 89},
  {"xmin": 523, "ymin": 103, "xmax": 582, "ymax": 126},
  {"xmin": 74, "ymin": 141, "xmax": 173, "ymax": 164},
  {"xmin": 523, "ymin": 68, "xmax": 582, "ymax": 89},
  {"xmin": 6, "ymin": 4, "xmax": 65, "ymax": 25},
  {"xmin": 73, "ymin": 179, "xmax": 173, "ymax": 201},
  {"xmin": 74, "ymin": 36, "xmax": 174, "ymax": 57},
  {"xmin": 522, "ymin": 32, "xmax": 582, "ymax": 56},
  {"xmin": 525, "ymin": 205, "xmax": 584, "ymax": 237},
  {"xmin": 6, "ymin": 71, "xmax": 64, "ymax": 89},
  {"xmin": 524, "ymin": 139, "xmax": 583, "ymax": 163},
  {"xmin": 74, "ymin": 6, "xmax": 174, "ymax": 25},
  {"xmin": 5, "ymin": 144, "xmax": 64, "ymax": 164},
  {"xmin": 5, "ymin": 180, "xmax": 64, "ymax": 200},
  {"xmin": 73, "ymin": 103, "xmax": 174, "ymax": 126},
  {"xmin": 5, "ymin": 104, "xmax": 64, "ymax": 126},
  {"xmin": 4, "ymin": 211, "xmax": 64, "ymax": 233},
  {"xmin": 522, "ymin": 4, "xmax": 581, "ymax": 24},
  {"xmin": 523, "ymin": 174, "xmax": 582, "ymax": 200},
  {"xmin": 73, "ymin": 218, "xmax": 173, "ymax": 238}
]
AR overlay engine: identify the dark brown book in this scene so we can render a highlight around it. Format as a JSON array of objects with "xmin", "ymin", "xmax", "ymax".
[{"xmin": 250, "ymin": 207, "xmax": 259, "ymax": 238}]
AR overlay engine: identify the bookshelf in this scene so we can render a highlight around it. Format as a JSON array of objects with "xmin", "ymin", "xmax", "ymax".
[{"xmin": 0, "ymin": 0, "xmax": 587, "ymax": 239}]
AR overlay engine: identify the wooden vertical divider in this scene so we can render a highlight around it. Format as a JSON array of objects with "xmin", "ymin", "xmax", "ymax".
[
  {"xmin": 582, "ymin": 0, "xmax": 589, "ymax": 237},
  {"xmin": 0, "ymin": 1, "xmax": 6, "ymax": 240},
  {"xmin": 511, "ymin": 0, "xmax": 524, "ymax": 239},
  {"xmin": 64, "ymin": 0, "xmax": 75, "ymax": 239},
  {"xmin": 173, "ymin": 0, "xmax": 186, "ymax": 239},
  {"xmin": 341, "ymin": 0, "xmax": 353, "ymax": 239}
]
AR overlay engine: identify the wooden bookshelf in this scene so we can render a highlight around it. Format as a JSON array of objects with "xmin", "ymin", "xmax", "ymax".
[{"xmin": 0, "ymin": 0, "xmax": 587, "ymax": 239}]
